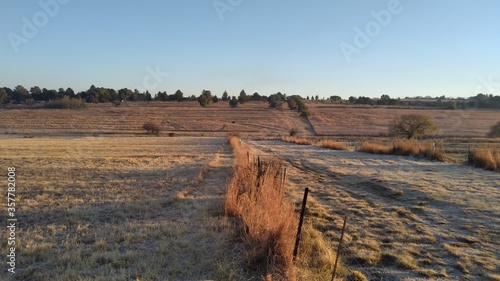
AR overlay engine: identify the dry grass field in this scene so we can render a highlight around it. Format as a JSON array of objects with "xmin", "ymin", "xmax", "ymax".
[
  {"xmin": 1, "ymin": 101, "xmax": 498, "ymax": 280},
  {"xmin": 0, "ymin": 101, "xmax": 311, "ymax": 137},
  {"xmin": 307, "ymin": 103, "xmax": 500, "ymax": 138},
  {"xmin": 0, "ymin": 137, "xmax": 255, "ymax": 280},
  {"xmin": 248, "ymin": 140, "xmax": 500, "ymax": 281}
]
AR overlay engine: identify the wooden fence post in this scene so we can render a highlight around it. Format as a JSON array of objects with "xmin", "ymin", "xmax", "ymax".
[
  {"xmin": 293, "ymin": 187, "xmax": 309, "ymax": 260},
  {"xmin": 331, "ymin": 215, "xmax": 348, "ymax": 281}
]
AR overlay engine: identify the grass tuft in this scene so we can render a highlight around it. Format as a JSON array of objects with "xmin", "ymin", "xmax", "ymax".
[{"xmin": 226, "ymin": 136, "xmax": 297, "ymax": 280}]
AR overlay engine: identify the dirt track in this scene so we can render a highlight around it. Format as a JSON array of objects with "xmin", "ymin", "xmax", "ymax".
[{"xmin": 247, "ymin": 140, "xmax": 499, "ymax": 280}]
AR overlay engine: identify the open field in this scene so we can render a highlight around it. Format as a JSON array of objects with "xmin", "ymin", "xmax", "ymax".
[
  {"xmin": 307, "ymin": 103, "xmax": 500, "ymax": 138},
  {"xmin": 247, "ymin": 140, "xmax": 500, "ymax": 280},
  {"xmin": 0, "ymin": 101, "xmax": 311, "ymax": 137},
  {"xmin": 0, "ymin": 137, "xmax": 255, "ymax": 280},
  {"xmin": 1, "ymin": 102, "xmax": 498, "ymax": 280}
]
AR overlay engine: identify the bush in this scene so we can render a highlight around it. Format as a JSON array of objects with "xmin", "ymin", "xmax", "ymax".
[
  {"xmin": 142, "ymin": 122, "xmax": 161, "ymax": 136},
  {"xmin": 229, "ymin": 97, "xmax": 239, "ymax": 107},
  {"xmin": 289, "ymin": 127, "xmax": 298, "ymax": 136},
  {"xmin": 45, "ymin": 96, "xmax": 86, "ymax": 109},
  {"xmin": 487, "ymin": 121, "xmax": 500, "ymax": 138}
]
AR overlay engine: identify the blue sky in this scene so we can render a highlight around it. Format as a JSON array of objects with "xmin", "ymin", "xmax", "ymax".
[{"xmin": 1, "ymin": 0, "xmax": 498, "ymax": 99}]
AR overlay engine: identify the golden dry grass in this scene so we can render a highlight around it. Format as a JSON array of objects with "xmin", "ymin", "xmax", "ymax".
[
  {"xmin": 226, "ymin": 136, "xmax": 297, "ymax": 280},
  {"xmin": 469, "ymin": 147, "xmax": 500, "ymax": 171},
  {"xmin": 317, "ymin": 140, "xmax": 349, "ymax": 151},
  {"xmin": 0, "ymin": 136, "xmax": 252, "ymax": 280},
  {"xmin": 306, "ymin": 102, "xmax": 499, "ymax": 138},
  {"xmin": 0, "ymin": 101, "xmax": 311, "ymax": 138},
  {"xmin": 359, "ymin": 140, "xmax": 446, "ymax": 161},
  {"xmin": 245, "ymin": 139, "xmax": 500, "ymax": 280}
]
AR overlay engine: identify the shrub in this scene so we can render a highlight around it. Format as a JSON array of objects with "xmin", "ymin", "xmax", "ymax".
[
  {"xmin": 142, "ymin": 122, "xmax": 161, "ymax": 136},
  {"xmin": 289, "ymin": 127, "xmax": 298, "ymax": 136},
  {"xmin": 469, "ymin": 148, "xmax": 500, "ymax": 171},
  {"xmin": 390, "ymin": 114, "xmax": 438, "ymax": 139},
  {"xmin": 45, "ymin": 96, "xmax": 86, "ymax": 109},
  {"xmin": 229, "ymin": 97, "xmax": 239, "ymax": 107},
  {"xmin": 487, "ymin": 121, "xmax": 500, "ymax": 138},
  {"xmin": 168, "ymin": 132, "xmax": 175, "ymax": 137}
]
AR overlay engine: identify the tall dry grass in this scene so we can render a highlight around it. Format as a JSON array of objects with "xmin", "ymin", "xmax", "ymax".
[
  {"xmin": 226, "ymin": 136, "xmax": 298, "ymax": 280},
  {"xmin": 282, "ymin": 136, "xmax": 349, "ymax": 151},
  {"xmin": 281, "ymin": 136, "xmax": 314, "ymax": 145},
  {"xmin": 318, "ymin": 139, "xmax": 349, "ymax": 151},
  {"xmin": 359, "ymin": 140, "xmax": 446, "ymax": 161},
  {"xmin": 469, "ymin": 148, "xmax": 500, "ymax": 171}
]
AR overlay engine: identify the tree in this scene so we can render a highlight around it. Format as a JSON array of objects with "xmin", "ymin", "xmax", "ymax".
[
  {"xmin": 30, "ymin": 86, "xmax": 42, "ymax": 100},
  {"xmin": 315, "ymin": 95, "xmax": 319, "ymax": 101},
  {"xmin": 222, "ymin": 91, "xmax": 229, "ymax": 101},
  {"xmin": 251, "ymin": 92, "xmax": 261, "ymax": 101},
  {"xmin": 197, "ymin": 95, "xmax": 209, "ymax": 107},
  {"xmin": 174, "ymin": 89, "xmax": 184, "ymax": 102},
  {"xmin": 487, "ymin": 121, "xmax": 500, "ymax": 138},
  {"xmin": 349, "ymin": 96, "xmax": 356, "ymax": 103},
  {"xmin": 0, "ymin": 88, "xmax": 9, "ymax": 105},
  {"xmin": 330, "ymin": 95, "xmax": 342, "ymax": 102},
  {"xmin": 238, "ymin": 89, "xmax": 250, "ymax": 104},
  {"xmin": 390, "ymin": 114, "xmax": 438, "ymax": 139},
  {"xmin": 212, "ymin": 95, "xmax": 219, "ymax": 103},
  {"xmin": 229, "ymin": 97, "xmax": 239, "ymax": 107},
  {"xmin": 199, "ymin": 90, "xmax": 212, "ymax": 106},
  {"xmin": 14, "ymin": 85, "xmax": 30, "ymax": 103}
]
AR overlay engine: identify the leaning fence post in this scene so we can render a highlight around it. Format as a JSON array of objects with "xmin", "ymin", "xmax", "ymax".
[
  {"xmin": 293, "ymin": 187, "xmax": 309, "ymax": 260},
  {"xmin": 331, "ymin": 215, "xmax": 348, "ymax": 281}
]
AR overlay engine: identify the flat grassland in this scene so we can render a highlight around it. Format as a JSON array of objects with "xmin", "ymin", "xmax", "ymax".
[
  {"xmin": 0, "ymin": 101, "xmax": 309, "ymax": 137},
  {"xmin": 307, "ymin": 103, "xmax": 499, "ymax": 138},
  {"xmin": 0, "ymin": 101, "xmax": 498, "ymax": 280},
  {"xmin": 0, "ymin": 137, "xmax": 250, "ymax": 280}
]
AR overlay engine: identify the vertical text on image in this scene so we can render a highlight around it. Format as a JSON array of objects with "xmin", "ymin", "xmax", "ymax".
[{"xmin": 6, "ymin": 167, "xmax": 17, "ymax": 274}]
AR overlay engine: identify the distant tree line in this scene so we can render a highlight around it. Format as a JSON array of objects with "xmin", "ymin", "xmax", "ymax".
[{"xmin": 345, "ymin": 94, "xmax": 500, "ymax": 109}]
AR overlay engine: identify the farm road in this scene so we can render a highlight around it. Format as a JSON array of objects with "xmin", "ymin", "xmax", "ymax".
[{"xmin": 246, "ymin": 140, "xmax": 500, "ymax": 280}]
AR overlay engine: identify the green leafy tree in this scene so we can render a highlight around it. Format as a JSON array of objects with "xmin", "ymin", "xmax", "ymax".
[
  {"xmin": 14, "ymin": 85, "xmax": 30, "ymax": 103},
  {"xmin": 0, "ymin": 88, "xmax": 9, "ymax": 105},
  {"xmin": 390, "ymin": 114, "xmax": 438, "ymax": 139},
  {"xmin": 30, "ymin": 86, "xmax": 42, "ymax": 100}
]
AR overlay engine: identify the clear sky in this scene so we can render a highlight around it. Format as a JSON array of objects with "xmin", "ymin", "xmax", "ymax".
[{"xmin": 1, "ymin": 0, "xmax": 498, "ymax": 99}]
